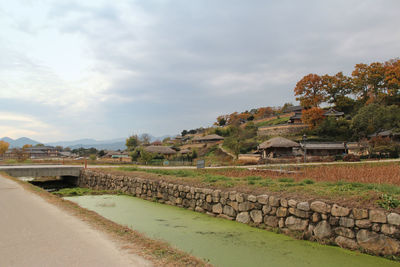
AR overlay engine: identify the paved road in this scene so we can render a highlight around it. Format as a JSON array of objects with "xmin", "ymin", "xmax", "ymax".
[{"xmin": 0, "ymin": 175, "xmax": 152, "ymax": 267}]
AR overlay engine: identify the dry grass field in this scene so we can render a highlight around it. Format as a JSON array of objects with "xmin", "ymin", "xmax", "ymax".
[{"xmin": 209, "ymin": 163, "xmax": 400, "ymax": 186}]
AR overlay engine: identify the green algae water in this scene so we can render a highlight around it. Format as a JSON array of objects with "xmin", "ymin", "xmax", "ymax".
[{"xmin": 65, "ymin": 195, "xmax": 399, "ymax": 267}]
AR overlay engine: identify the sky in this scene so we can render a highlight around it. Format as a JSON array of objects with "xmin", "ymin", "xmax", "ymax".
[{"xmin": 0, "ymin": 0, "xmax": 399, "ymax": 142}]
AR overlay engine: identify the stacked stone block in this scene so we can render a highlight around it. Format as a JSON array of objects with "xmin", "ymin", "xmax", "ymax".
[{"xmin": 79, "ymin": 170, "xmax": 400, "ymax": 257}]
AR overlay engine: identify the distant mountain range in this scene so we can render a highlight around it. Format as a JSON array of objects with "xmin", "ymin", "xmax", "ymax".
[
  {"xmin": 0, "ymin": 137, "xmax": 40, "ymax": 148},
  {"xmin": 1, "ymin": 134, "xmax": 173, "ymax": 150}
]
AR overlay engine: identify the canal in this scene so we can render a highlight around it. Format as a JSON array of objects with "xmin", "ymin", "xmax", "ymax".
[{"xmin": 65, "ymin": 195, "xmax": 399, "ymax": 267}]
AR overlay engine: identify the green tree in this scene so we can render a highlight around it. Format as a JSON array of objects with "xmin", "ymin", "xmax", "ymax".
[
  {"xmin": 351, "ymin": 104, "xmax": 400, "ymax": 138},
  {"xmin": 181, "ymin": 130, "xmax": 188, "ymax": 136},
  {"xmin": 126, "ymin": 135, "xmax": 140, "ymax": 151},
  {"xmin": 315, "ymin": 117, "xmax": 352, "ymax": 140},
  {"xmin": 139, "ymin": 149, "xmax": 155, "ymax": 164},
  {"xmin": 223, "ymin": 123, "xmax": 258, "ymax": 157}
]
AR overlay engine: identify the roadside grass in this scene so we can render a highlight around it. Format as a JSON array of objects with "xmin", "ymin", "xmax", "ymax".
[{"xmin": 115, "ymin": 166, "xmax": 400, "ymax": 209}]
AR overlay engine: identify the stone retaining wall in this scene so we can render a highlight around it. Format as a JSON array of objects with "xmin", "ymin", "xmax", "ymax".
[
  {"xmin": 79, "ymin": 170, "xmax": 400, "ymax": 257},
  {"xmin": 258, "ymin": 124, "xmax": 307, "ymax": 137}
]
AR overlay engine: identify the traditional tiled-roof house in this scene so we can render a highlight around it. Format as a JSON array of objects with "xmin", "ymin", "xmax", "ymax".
[
  {"xmin": 323, "ymin": 108, "xmax": 344, "ymax": 118},
  {"xmin": 288, "ymin": 106, "xmax": 303, "ymax": 124},
  {"xmin": 301, "ymin": 142, "xmax": 346, "ymax": 156}
]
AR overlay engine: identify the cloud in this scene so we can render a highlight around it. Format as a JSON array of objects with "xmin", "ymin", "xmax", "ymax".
[
  {"xmin": 0, "ymin": 112, "xmax": 61, "ymax": 140},
  {"xmin": 0, "ymin": 0, "xmax": 400, "ymax": 140}
]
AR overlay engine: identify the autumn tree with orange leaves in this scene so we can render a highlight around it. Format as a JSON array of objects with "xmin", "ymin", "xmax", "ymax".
[
  {"xmin": 351, "ymin": 62, "xmax": 386, "ymax": 104},
  {"xmin": 384, "ymin": 59, "xmax": 400, "ymax": 105},
  {"xmin": 301, "ymin": 107, "xmax": 326, "ymax": 128},
  {"xmin": 294, "ymin": 74, "xmax": 326, "ymax": 108},
  {"xmin": 0, "ymin": 141, "xmax": 9, "ymax": 156}
]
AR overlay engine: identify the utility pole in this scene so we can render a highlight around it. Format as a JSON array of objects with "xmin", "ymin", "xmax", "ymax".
[{"xmin": 303, "ymin": 134, "xmax": 307, "ymax": 163}]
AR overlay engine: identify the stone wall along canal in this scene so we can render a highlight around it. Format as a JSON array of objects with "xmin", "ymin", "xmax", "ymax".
[
  {"xmin": 66, "ymin": 195, "xmax": 399, "ymax": 267},
  {"xmin": 78, "ymin": 169, "xmax": 400, "ymax": 258}
]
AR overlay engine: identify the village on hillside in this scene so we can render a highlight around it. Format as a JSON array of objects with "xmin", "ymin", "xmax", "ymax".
[{"xmin": 0, "ymin": 58, "xmax": 399, "ymax": 166}]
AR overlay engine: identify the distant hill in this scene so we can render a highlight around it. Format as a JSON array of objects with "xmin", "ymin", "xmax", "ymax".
[
  {"xmin": 0, "ymin": 137, "xmax": 40, "ymax": 148},
  {"xmin": 46, "ymin": 138, "xmax": 126, "ymax": 148},
  {"xmin": 66, "ymin": 141, "xmax": 126, "ymax": 151},
  {"xmin": 1, "ymin": 134, "xmax": 174, "ymax": 151}
]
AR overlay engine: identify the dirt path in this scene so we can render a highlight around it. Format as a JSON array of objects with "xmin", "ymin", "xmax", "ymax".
[
  {"xmin": 0, "ymin": 175, "xmax": 152, "ymax": 267},
  {"xmin": 218, "ymin": 143, "xmax": 236, "ymax": 159}
]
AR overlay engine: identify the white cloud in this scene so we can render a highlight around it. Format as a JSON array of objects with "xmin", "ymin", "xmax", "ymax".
[
  {"xmin": 0, "ymin": 112, "xmax": 61, "ymax": 140},
  {"xmin": 1, "ymin": 0, "xmax": 400, "ymax": 140}
]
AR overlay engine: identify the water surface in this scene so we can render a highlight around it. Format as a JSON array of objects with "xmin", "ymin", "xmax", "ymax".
[{"xmin": 66, "ymin": 195, "xmax": 399, "ymax": 267}]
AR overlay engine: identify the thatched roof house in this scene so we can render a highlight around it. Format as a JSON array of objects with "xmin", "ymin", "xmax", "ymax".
[
  {"xmin": 193, "ymin": 134, "xmax": 224, "ymax": 143},
  {"xmin": 258, "ymin": 137, "xmax": 299, "ymax": 159},
  {"xmin": 259, "ymin": 137, "xmax": 300, "ymax": 149},
  {"xmin": 144, "ymin": 145, "xmax": 177, "ymax": 155},
  {"xmin": 180, "ymin": 149, "xmax": 191, "ymax": 154}
]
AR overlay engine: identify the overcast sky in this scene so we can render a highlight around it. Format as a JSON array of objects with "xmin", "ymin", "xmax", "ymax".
[{"xmin": 1, "ymin": 0, "xmax": 399, "ymax": 142}]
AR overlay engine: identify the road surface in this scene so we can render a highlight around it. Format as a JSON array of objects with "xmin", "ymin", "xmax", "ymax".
[{"xmin": 0, "ymin": 175, "xmax": 152, "ymax": 267}]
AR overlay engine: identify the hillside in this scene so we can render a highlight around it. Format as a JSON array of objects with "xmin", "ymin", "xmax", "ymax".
[{"xmin": 0, "ymin": 137, "xmax": 40, "ymax": 148}]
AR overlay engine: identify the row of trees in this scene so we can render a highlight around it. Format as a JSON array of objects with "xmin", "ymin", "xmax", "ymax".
[
  {"xmin": 295, "ymin": 58, "xmax": 400, "ymax": 140},
  {"xmin": 295, "ymin": 58, "xmax": 400, "ymax": 112}
]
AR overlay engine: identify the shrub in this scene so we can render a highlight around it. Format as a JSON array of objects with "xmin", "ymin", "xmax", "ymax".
[
  {"xmin": 301, "ymin": 179, "xmax": 315, "ymax": 184},
  {"xmin": 343, "ymin": 154, "xmax": 360, "ymax": 162},
  {"xmin": 377, "ymin": 194, "xmax": 400, "ymax": 210},
  {"xmin": 278, "ymin": 177, "xmax": 294, "ymax": 183}
]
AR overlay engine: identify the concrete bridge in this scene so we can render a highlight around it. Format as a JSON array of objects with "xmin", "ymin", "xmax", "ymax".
[{"xmin": 0, "ymin": 165, "xmax": 83, "ymax": 179}]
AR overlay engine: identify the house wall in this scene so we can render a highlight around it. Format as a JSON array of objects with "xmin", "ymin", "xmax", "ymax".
[{"xmin": 306, "ymin": 149, "xmax": 345, "ymax": 156}]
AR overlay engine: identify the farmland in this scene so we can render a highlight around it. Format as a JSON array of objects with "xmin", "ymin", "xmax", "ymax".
[{"xmin": 96, "ymin": 162, "xmax": 400, "ymax": 212}]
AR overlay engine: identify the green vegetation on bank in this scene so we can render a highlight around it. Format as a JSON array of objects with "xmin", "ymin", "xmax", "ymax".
[
  {"xmin": 115, "ymin": 167, "xmax": 400, "ymax": 210},
  {"xmin": 53, "ymin": 187, "xmax": 113, "ymax": 197},
  {"xmin": 255, "ymin": 116, "xmax": 290, "ymax": 127}
]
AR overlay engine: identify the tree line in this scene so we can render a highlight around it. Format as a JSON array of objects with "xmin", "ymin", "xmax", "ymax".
[{"xmin": 294, "ymin": 58, "xmax": 400, "ymax": 140}]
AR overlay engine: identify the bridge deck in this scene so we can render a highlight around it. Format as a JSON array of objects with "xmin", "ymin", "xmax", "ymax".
[{"xmin": 0, "ymin": 165, "xmax": 83, "ymax": 177}]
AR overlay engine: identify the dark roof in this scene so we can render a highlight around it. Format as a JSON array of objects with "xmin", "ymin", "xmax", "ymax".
[
  {"xmin": 193, "ymin": 134, "xmax": 224, "ymax": 141},
  {"xmin": 27, "ymin": 146, "xmax": 56, "ymax": 151},
  {"xmin": 105, "ymin": 151, "xmax": 129, "ymax": 156},
  {"xmin": 144, "ymin": 146, "xmax": 177, "ymax": 155},
  {"xmin": 369, "ymin": 129, "xmax": 400, "ymax": 138},
  {"xmin": 302, "ymin": 142, "xmax": 345, "ymax": 150},
  {"xmin": 180, "ymin": 149, "xmax": 191, "ymax": 154},
  {"xmin": 290, "ymin": 114, "xmax": 302, "ymax": 120},
  {"xmin": 259, "ymin": 137, "xmax": 300, "ymax": 149},
  {"xmin": 287, "ymin": 105, "xmax": 303, "ymax": 112},
  {"xmin": 346, "ymin": 142, "xmax": 369, "ymax": 149},
  {"xmin": 324, "ymin": 108, "xmax": 344, "ymax": 117}
]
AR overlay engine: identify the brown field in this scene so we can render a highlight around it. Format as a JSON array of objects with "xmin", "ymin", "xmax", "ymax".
[{"xmin": 208, "ymin": 163, "xmax": 400, "ymax": 186}]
